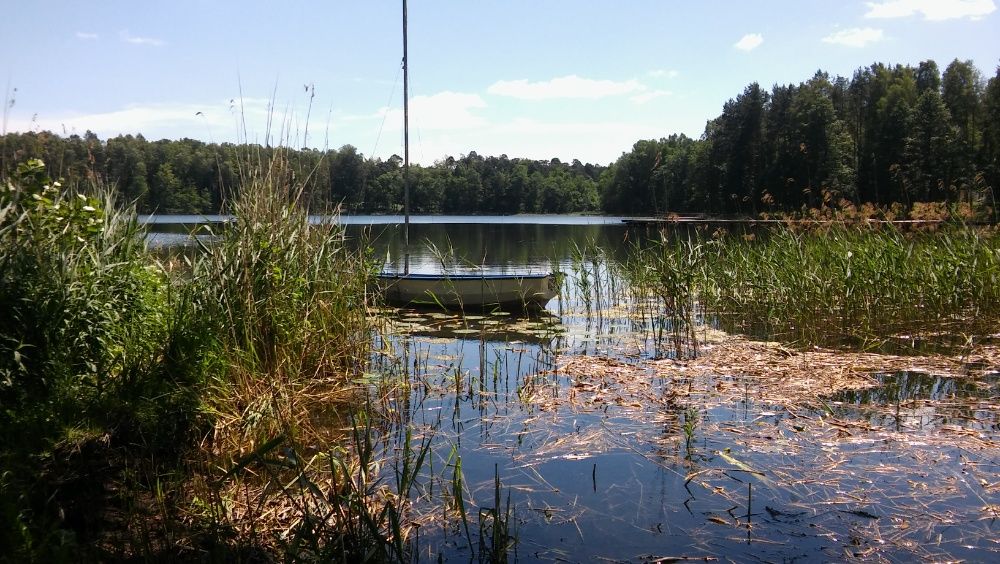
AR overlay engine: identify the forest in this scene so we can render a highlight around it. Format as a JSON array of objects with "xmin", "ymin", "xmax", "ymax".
[{"xmin": 1, "ymin": 58, "xmax": 998, "ymax": 217}]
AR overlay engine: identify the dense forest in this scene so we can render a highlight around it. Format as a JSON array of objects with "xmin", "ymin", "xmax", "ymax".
[{"xmin": 2, "ymin": 58, "xmax": 998, "ymax": 216}]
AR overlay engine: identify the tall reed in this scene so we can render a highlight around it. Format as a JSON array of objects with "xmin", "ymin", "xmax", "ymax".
[
  {"xmin": 193, "ymin": 149, "xmax": 372, "ymax": 451},
  {"xmin": 625, "ymin": 224, "xmax": 1000, "ymax": 349},
  {"xmin": 703, "ymin": 225, "xmax": 1000, "ymax": 346}
]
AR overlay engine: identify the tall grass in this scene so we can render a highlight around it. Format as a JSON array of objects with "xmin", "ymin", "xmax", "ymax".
[
  {"xmin": 178, "ymin": 149, "xmax": 436, "ymax": 559},
  {"xmin": 0, "ymin": 159, "xmax": 191, "ymax": 559},
  {"xmin": 625, "ymin": 224, "xmax": 1000, "ymax": 349},
  {"xmin": 192, "ymin": 150, "xmax": 371, "ymax": 451},
  {"xmin": 0, "ymin": 154, "xmax": 425, "ymax": 560}
]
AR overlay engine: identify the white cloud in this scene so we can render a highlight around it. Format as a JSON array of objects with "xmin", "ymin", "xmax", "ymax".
[
  {"xmin": 427, "ymin": 118, "xmax": 664, "ymax": 165},
  {"xmin": 120, "ymin": 30, "xmax": 165, "ymax": 46},
  {"xmin": 378, "ymin": 91, "xmax": 487, "ymax": 131},
  {"xmin": 75, "ymin": 32, "xmax": 99, "ymax": 40},
  {"xmin": 487, "ymin": 75, "xmax": 644, "ymax": 100},
  {"xmin": 4, "ymin": 99, "xmax": 275, "ymax": 141},
  {"xmin": 734, "ymin": 33, "xmax": 764, "ymax": 51},
  {"xmin": 630, "ymin": 90, "xmax": 673, "ymax": 104},
  {"xmin": 647, "ymin": 69, "xmax": 680, "ymax": 79},
  {"xmin": 822, "ymin": 27, "xmax": 885, "ymax": 47},
  {"xmin": 864, "ymin": 0, "xmax": 996, "ymax": 20}
]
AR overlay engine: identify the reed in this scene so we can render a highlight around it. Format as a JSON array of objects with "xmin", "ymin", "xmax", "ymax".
[
  {"xmin": 624, "ymin": 235, "xmax": 704, "ymax": 357},
  {"xmin": 180, "ymin": 148, "xmax": 436, "ymax": 559},
  {"xmin": 192, "ymin": 148, "xmax": 373, "ymax": 452},
  {"xmin": 625, "ymin": 223, "xmax": 1000, "ymax": 349}
]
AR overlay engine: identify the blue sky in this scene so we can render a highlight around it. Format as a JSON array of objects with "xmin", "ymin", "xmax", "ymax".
[{"xmin": 2, "ymin": 0, "xmax": 998, "ymax": 164}]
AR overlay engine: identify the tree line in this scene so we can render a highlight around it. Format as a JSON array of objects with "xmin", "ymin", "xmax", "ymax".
[
  {"xmin": 0, "ymin": 133, "xmax": 602, "ymax": 215},
  {"xmin": 603, "ymin": 58, "xmax": 1000, "ymax": 216},
  {"xmin": 2, "ymin": 58, "xmax": 998, "ymax": 216}
]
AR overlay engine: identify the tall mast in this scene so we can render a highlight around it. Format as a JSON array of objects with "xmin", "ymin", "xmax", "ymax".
[{"xmin": 402, "ymin": 0, "xmax": 411, "ymax": 275}]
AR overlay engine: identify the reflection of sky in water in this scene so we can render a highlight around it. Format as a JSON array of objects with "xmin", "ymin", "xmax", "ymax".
[
  {"xmin": 149, "ymin": 215, "xmax": 1000, "ymax": 561},
  {"xmin": 827, "ymin": 371, "xmax": 1000, "ymax": 432},
  {"xmin": 381, "ymin": 308, "xmax": 1000, "ymax": 561}
]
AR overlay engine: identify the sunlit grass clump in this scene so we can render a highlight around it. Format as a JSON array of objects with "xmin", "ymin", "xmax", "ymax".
[{"xmin": 193, "ymin": 151, "xmax": 372, "ymax": 451}]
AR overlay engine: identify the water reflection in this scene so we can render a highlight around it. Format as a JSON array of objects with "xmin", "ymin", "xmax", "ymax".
[
  {"xmin": 144, "ymin": 214, "xmax": 1000, "ymax": 561},
  {"xmin": 827, "ymin": 371, "xmax": 1000, "ymax": 431}
]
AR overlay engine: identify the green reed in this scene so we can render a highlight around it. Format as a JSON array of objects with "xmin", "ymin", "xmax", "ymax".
[
  {"xmin": 624, "ymin": 235, "xmax": 705, "ymax": 356},
  {"xmin": 193, "ymin": 148, "xmax": 374, "ymax": 450},
  {"xmin": 0, "ymin": 154, "xmax": 413, "ymax": 560},
  {"xmin": 626, "ymin": 224, "xmax": 1000, "ymax": 349}
]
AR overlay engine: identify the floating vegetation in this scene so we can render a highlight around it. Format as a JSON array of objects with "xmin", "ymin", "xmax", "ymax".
[{"xmin": 511, "ymin": 336, "xmax": 1000, "ymax": 560}]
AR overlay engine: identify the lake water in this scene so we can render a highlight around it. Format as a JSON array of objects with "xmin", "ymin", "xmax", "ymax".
[
  {"xmin": 145, "ymin": 215, "xmax": 1000, "ymax": 561},
  {"xmin": 144, "ymin": 214, "xmax": 633, "ymax": 277}
]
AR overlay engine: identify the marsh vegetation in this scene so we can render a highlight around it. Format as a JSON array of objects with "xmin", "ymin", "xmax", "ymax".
[{"xmin": 2, "ymin": 157, "xmax": 999, "ymax": 562}]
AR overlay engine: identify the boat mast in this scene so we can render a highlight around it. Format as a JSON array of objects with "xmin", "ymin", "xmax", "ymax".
[{"xmin": 402, "ymin": 0, "xmax": 411, "ymax": 275}]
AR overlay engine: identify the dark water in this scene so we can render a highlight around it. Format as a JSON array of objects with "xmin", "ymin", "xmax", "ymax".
[
  {"xmin": 827, "ymin": 371, "xmax": 1000, "ymax": 432},
  {"xmin": 147, "ymin": 215, "xmax": 1000, "ymax": 562}
]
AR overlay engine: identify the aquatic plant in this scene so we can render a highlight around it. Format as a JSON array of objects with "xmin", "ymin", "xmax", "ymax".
[
  {"xmin": 192, "ymin": 148, "xmax": 373, "ymax": 451},
  {"xmin": 626, "ymin": 223, "xmax": 1000, "ymax": 349}
]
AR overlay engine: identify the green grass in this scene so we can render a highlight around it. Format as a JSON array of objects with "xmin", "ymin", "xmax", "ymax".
[
  {"xmin": 625, "ymin": 224, "xmax": 1000, "ymax": 349},
  {"xmin": 0, "ymin": 154, "xmax": 420, "ymax": 561}
]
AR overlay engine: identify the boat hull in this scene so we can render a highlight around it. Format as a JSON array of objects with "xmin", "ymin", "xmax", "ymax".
[{"xmin": 375, "ymin": 273, "xmax": 558, "ymax": 310}]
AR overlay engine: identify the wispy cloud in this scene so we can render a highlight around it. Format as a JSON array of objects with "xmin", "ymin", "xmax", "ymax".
[
  {"xmin": 822, "ymin": 27, "xmax": 885, "ymax": 47},
  {"xmin": 647, "ymin": 69, "xmax": 680, "ymax": 79},
  {"xmin": 75, "ymin": 32, "xmax": 99, "ymax": 40},
  {"xmin": 378, "ymin": 91, "xmax": 488, "ymax": 131},
  {"xmin": 487, "ymin": 75, "xmax": 644, "ymax": 100},
  {"xmin": 864, "ymin": 0, "xmax": 996, "ymax": 20},
  {"xmin": 119, "ymin": 30, "xmax": 165, "ymax": 46},
  {"xmin": 733, "ymin": 33, "xmax": 764, "ymax": 51},
  {"xmin": 4, "ymin": 100, "xmax": 269, "ymax": 140}
]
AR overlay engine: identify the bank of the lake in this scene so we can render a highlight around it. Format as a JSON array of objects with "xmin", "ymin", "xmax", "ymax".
[{"xmin": 3, "ymin": 170, "xmax": 999, "ymax": 561}]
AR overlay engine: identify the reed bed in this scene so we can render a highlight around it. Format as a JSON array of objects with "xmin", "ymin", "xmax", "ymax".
[
  {"xmin": 0, "ymin": 154, "xmax": 432, "ymax": 561},
  {"xmin": 625, "ymin": 224, "xmax": 1000, "ymax": 349}
]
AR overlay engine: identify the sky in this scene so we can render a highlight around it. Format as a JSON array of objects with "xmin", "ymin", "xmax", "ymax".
[{"xmin": 2, "ymin": 0, "xmax": 998, "ymax": 165}]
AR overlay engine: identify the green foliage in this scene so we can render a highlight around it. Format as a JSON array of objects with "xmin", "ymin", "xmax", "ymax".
[
  {"xmin": 0, "ymin": 158, "xmax": 169, "ymax": 431},
  {"xmin": 606, "ymin": 59, "xmax": 996, "ymax": 216},
  {"xmin": 0, "ymin": 159, "xmax": 208, "ymax": 560},
  {"xmin": 626, "ymin": 225, "xmax": 1000, "ymax": 348},
  {"xmin": 0, "ymin": 133, "xmax": 606, "ymax": 217}
]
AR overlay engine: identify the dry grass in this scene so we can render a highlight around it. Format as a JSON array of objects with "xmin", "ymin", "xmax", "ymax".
[{"xmin": 496, "ymin": 334, "xmax": 1000, "ymax": 560}]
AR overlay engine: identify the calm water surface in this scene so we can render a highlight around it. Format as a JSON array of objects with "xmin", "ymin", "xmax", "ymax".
[{"xmin": 145, "ymin": 215, "xmax": 1000, "ymax": 562}]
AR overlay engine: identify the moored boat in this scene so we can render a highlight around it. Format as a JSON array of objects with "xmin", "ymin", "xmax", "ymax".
[
  {"xmin": 374, "ymin": 0, "xmax": 559, "ymax": 312},
  {"xmin": 375, "ymin": 272, "xmax": 558, "ymax": 311}
]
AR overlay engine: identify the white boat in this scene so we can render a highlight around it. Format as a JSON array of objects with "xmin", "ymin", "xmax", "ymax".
[
  {"xmin": 376, "ymin": 0, "xmax": 559, "ymax": 312},
  {"xmin": 376, "ymin": 272, "xmax": 558, "ymax": 310}
]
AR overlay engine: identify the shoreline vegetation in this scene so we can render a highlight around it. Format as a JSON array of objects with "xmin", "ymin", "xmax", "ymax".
[{"xmin": 0, "ymin": 154, "xmax": 416, "ymax": 560}]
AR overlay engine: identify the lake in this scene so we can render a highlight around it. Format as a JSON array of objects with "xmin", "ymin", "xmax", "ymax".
[
  {"xmin": 144, "ymin": 215, "xmax": 1000, "ymax": 562},
  {"xmin": 144, "ymin": 214, "xmax": 632, "ymax": 276}
]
